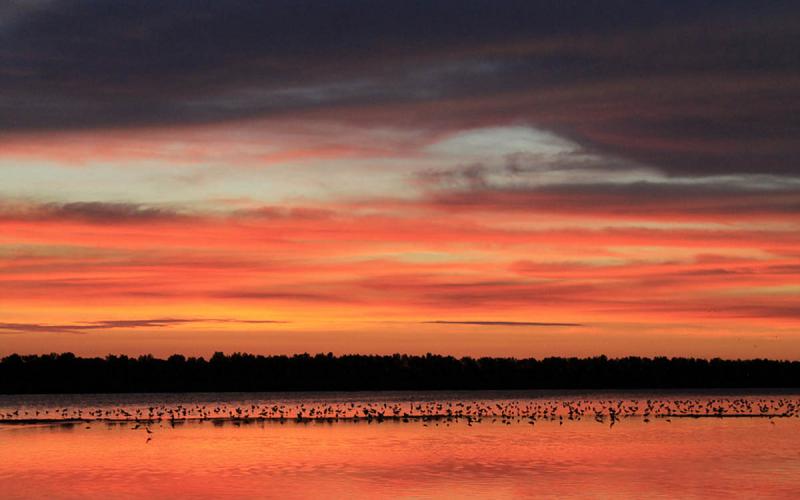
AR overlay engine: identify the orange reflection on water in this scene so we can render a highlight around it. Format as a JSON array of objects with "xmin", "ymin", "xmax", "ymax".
[{"xmin": 2, "ymin": 417, "xmax": 800, "ymax": 499}]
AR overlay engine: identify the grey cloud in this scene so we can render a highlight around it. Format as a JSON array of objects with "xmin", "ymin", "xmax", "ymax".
[
  {"xmin": 0, "ymin": 1, "xmax": 797, "ymax": 176},
  {"xmin": 421, "ymin": 177, "xmax": 800, "ymax": 219},
  {"xmin": 46, "ymin": 202, "xmax": 186, "ymax": 223},
  {"xmin": 0, "ymin": 200, "xmax": 189, "ymax": 224},
  {"xmin": 0, "ymin": 317, "xmax": 287, "ymax": 334}
]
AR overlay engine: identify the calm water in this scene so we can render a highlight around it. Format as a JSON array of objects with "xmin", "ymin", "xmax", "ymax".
[{"xmin": 1, "ymin": 390, "xmax": 799, "ymax": 499}]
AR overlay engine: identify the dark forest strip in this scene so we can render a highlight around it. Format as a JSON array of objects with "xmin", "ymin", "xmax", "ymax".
[{"xmin": 1, "ymin": 353, "xmax": 799, "ymax": 394}]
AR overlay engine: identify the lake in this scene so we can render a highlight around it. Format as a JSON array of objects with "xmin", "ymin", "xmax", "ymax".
[{"xmin": 1, "ymin": 390, "xmax": 799, "ymax": 498}]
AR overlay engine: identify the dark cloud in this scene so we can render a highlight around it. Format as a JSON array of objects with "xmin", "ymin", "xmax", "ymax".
[
  {"xmin": 423, "ymin": 320, "xmax": 583, "ymax": 327},
  {"xmin": 0, "ymin": 322, "xmax": 89, "ymax": 335},
  {"xmin": 0, "ymin": 199, "xmax": 342, "ymax": 225},
  {"xmin": 0, "ymin": 200, "xmax": 188, "ymax": 224},
  {"xmin": 48, "ymin": 202, "xmax": 186, "ymax": 223},
  {"xmin": 1, "ymin": 1, "xmax": 797, "ymax": 175},
  {"xmin": 0, "ymin": 317, "xmax": 287, "ymax": 334},
  {"xmin": 90, "ymin": 319, "xmax": 197, "ymax": 329},
  {"xmin": 420, "ymin": 180, "xmax": 800, "ymax": 219}
]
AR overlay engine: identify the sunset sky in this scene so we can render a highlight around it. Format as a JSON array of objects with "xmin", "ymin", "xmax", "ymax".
[{"xmin": 1, "ymin": 1, "xmax": 798, "ymax": 358}]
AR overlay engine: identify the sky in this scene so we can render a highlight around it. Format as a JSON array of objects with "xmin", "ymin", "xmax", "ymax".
[{"xmin": 1, "ymin": 1, "xmax": 799, "ymax": 358}]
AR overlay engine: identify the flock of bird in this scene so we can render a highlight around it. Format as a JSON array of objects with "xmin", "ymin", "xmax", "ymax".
[{"xmin": 2, "ymin": 397, "xmax": 799, "ymax": 428}]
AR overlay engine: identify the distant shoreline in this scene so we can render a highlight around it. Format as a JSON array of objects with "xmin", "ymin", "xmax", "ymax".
[{"xmin": 2, "ymin": 353, "xmax": 799, "ymax": 394}]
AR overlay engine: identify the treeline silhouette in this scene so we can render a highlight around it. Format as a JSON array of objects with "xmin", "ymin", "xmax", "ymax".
[{"xmin": 1, "ymin": 352, "xmax": 799, "ymax": 394}]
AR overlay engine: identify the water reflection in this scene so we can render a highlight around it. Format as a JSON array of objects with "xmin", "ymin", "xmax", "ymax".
[{"xmin": 1, "ymin": 393, "xmax": 799, "ymax": 499}]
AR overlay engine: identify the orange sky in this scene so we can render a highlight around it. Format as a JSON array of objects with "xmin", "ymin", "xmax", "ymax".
[{"xmin": 1, "ymin": 121, "xmax": 798, "ymax": 358}]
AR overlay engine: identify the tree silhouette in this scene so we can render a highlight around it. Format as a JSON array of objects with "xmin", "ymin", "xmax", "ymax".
[{"xmin": 1, "ymin": 352, "xmax": 798, "ymax": 394}]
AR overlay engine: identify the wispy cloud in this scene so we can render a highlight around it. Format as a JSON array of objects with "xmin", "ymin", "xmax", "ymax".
[
  {"xmin": 0, "ymin": 200, "xmax": 189, "ymax": 224},
  {"xmin": 0, "ymin": 318, "xmax": 287, "ymax": 335},
  {"xmin": 423, "ymin": 321, "xmax": 583, "ymax": 327}
]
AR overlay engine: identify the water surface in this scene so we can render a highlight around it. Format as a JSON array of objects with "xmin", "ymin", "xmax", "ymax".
[{"xmin": 1, "ymin": 391, "xmax": 798, "ymax": 499}]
